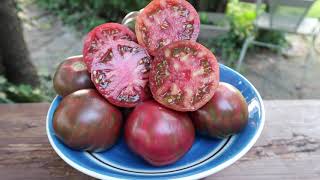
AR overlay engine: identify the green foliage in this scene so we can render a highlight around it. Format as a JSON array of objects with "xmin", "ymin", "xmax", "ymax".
[
  {"xmin": 202, "ymin": 0, "xmax": 286, "ymax": 67},
  {"xmin": 307, "ymin": 0, "xmax": 320, "ymax": 18},
  {"xmin": 36, "ymin": 0, "xmax": 288, "ymax": 68},
  {"xmin": 204, "ymin": 0, "xmax": 257, "ymax": 67},
  {"xmin": 36, "ymin": 0, "xmax": 150, "ymax": 32},
  {"xmin": 199, "ymin": 12, "xmax": 210, "ymax": 24},
  {"xmin": 227, "ymin": 0, "xmax": 257, "ymax": 41},
  {"xmin": 256, "ymin": 30, "xmax": 287, "ymax": 48},
  {"xmin": 199, "ymin": 12, "xmax": 227, "ymax": 26},
  {"xmin": 0, "ymin": 75, "xmax": 52, "ymax": 103}
]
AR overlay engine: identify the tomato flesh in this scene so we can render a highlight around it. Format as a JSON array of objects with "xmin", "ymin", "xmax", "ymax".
[
  {"xmin": 136, "ymin": 0, "xmax": 200, "ymax": 56},
  {"xmin": 91, "ymin": 40, "xmax": 151, "ymax": 108},
  {"xmin": 149, "ymin": 40, "xmax": 219, "ymax": 111},
  {"xmin": 83, "ymin": 23, "xmax": 137, "ymax": 71}
]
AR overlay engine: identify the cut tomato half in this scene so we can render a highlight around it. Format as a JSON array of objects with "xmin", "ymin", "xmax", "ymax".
[
  {"xmin": 149, "ymin": 40, "xmax": 219, "ymax": 111},
  {"xmin": 91, "ymin": 40, "xmax": 152, "ymax": 108},
  {"xmin": 83, "ymin": 23, "xmax": 137, "ymax": 71},
  {"xmin": 135, "ymin": 0, "xmax": 200, "ymax": 56}
]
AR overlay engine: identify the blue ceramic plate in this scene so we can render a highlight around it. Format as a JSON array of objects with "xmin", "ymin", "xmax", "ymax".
[{"xmin": 46, "ymin": 64, "xmax": 265, "ymax": 180}]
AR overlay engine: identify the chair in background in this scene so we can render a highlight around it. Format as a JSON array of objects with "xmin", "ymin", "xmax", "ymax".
[{"xmin": 236, "ymin": 0, "xmax": 320, "ymax": 71}]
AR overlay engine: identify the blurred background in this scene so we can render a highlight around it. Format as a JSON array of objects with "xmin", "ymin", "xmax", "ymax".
[{"xmin": 0, "ymin": 0, "xmax": 319, "ymax": 103}]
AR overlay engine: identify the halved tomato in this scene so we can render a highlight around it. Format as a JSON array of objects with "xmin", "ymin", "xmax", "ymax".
[
  {"xmin": 83, "ymin": 23, "xmax": 137, "ymax": 71},
  {"xmin": 149, "ymin": 40, "xmax": 219, "ymax": 111},
  {"xmin": 135, "ymin": 0, "xmax": 200, "ymax": 56},
  {"xmin": 91, "ymin": 40, "xmax": 152, "ymax": 108}
]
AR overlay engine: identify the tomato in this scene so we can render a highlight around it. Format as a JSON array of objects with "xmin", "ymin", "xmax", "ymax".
[
  {"xmin": 135, "ymin": 0, "xmax": 200, "ymax": 56},
  {"xmin": 91, "ymin": 40, "xmax": 152, "ymax": 108},
  {"xmin": 53, "ymin": 89, "xmax": 123, "ymax": 152},
  {"xmin": 190, "ymin": 82, "xmax": 249, "ymax": 139},
  {"xmin": 53, "ymin": 55, "xmax": 94, "ymax": 97},
  {"xmin": 149, "ymin": 40, "xmax": 219, "ymax": 112},
  {"xmin": 125, "ymin": 100, "xmax": 195, "ymax": 166},
  {"xmin": 83, "ymin": 23, "xmax": 137, "ymax": 71}
]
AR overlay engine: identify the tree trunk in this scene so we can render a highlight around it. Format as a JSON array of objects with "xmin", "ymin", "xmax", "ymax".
[{"xmin": 0, "ymin": 0, "xmax": 39, "ymax": 87}]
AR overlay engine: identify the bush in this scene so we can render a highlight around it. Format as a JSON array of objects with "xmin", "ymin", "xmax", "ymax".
[
  {"xmin": 201, "ymin": 0, "xmax": 286, "ymax": 67},
  {"xmin": 36, "ymin": 0, "xmax": 287, "ymax": 68},
  {"xmin": 0, "ymin": 75, "xmax": 51, "ymax": 103},
  {"xmin": 36, "ymin": 0, "xmax": 150, "ymax": 32}
]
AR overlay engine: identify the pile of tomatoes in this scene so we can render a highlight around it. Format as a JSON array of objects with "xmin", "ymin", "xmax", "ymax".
[{"xmin": 52, "ymin": 0, "xmax": 248, "ymax": 166}]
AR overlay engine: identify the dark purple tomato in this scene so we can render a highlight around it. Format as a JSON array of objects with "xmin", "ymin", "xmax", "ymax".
[
  {"xmin": 53, "ymin": 55, "xmax": 94, "ymax": 97},
  {"xmin": 53, "ymin": 89, "xmax": 123, "ymax": 152},
  {"xmin": 125, "ymin": 100, "xmax": 195, "ymax": 166},
  {"xmin": 190, "ymin": 82, "xmax": 248, "ymax": 139}
]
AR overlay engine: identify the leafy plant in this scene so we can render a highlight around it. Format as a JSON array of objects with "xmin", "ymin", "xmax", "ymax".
[
  {"xmin": 201, "ymin": 0, "xmax": 256, "ymax": 66},
  {"xmin": 0, "ymin": 75, "xmax": 52, "ymax": 103},
  {"xmin": 36, "ymin": 0, "xmax": 150, "ymax": 32},
  {"xmin": 199, "ymin": 12, "xmax": 228, "ymax": 26},
  {"xmin": 202, "ymin": 0, "xmax": 287, "ymax": 67}
]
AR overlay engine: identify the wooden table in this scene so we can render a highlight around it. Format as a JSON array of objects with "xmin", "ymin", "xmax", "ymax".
[{"xmin": 0, "ymin": 100, "xmax": 319, "ymax": 180}]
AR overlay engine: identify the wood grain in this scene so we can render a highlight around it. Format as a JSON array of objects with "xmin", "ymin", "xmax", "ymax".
[
  {"xmin": 206, "ymin": 100, "xmax": 320, "ymax": 180},
  {"xmin": 0, "ymin": 101, "xmax": 319, "ymax": 180}
]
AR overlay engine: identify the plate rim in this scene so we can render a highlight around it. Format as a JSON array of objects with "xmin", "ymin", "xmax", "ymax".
[{"xmin": 46, "ymin": 64, "xmax": 265, "ymax": 180}]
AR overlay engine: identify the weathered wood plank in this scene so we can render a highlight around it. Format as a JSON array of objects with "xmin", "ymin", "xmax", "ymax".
[
  {"xmin": 0, "ymin": 103, "xmax": 94, "ymax": 180},
  {"xmin": 206, "ymin": 100, "xmax": 320, "ymax": 180},
  {"xmin": 0, "ymin": 101, "xmax": 319, "ymax": 180}
]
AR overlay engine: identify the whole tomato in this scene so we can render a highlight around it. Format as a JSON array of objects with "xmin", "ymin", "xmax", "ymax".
[
  {"xmin": 53, "ymin": 89, "xmax": 123, "ymax": 152},
  {"xmin": 190, "ymin": 82, "xmax": 248, "ymax": 138},
  {"xmin": 125, "ymin": 101, "xmax": 195, "ymax": 166},
  {"xmin": 53, "ymin": 55, "xmax": 94, "ymax": 97}
]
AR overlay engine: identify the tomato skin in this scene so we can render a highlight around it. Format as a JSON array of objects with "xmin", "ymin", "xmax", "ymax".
[
  {"xmin": 125, "ymin": 100, "xmax": 195, "ymax": 166},
  {"xmin": 53, "ymin": 55, "xmax": 94, "ymax": 97},
  {"xmin": 53, "ymin": 89, "xmax": 123, "ymax": 152},
  {"xmin": 190, "ymin": 82, "xmax": 248, "ymax": 139}
]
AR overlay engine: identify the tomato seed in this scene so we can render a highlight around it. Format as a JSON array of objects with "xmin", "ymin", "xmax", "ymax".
[
  {"xmin": 100, "ymin": 81, "xmax": 109, "ymax": 89},
  {"xmin": 111, "ymin": 29, "xmax": 119, "ymax": 35},
  {"xmin": 179, "ymin": 9, "xmax": 189, "ymax": 17},
  {"xmin": 165, "ymin": 49, "xmax": 171, "ymax": 57},
  {"xmin": 160, "ymin": 20, "xmax": 169, "ymax": 30},
  {"xmin": 172, "ymin": 6, "xmax": 179, "ymax": 11},
  {"xmin": 98, "ymin": 74, "xmax": 104, "ymax": 80},
  {"xmin": 117, "ymin": 94, "xmax": 140, "ymax": 103},
  {"xmin": 142, "ymin": 32, "xmax": 149, "ymax": 46},
  {"xmin": 88, "ymin": 39, "xmax": 98, "ymax": 53},
  {"xmin": 173, "ymin": 48, "xmax": 181, "ymax": 57},
  {"xmin": 158, "ymin": 39, "xmax": 169, "ymax": 48},
  {"xmin": 141, "ymin": 26, "xmax": 147, "ymax": 32}
]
